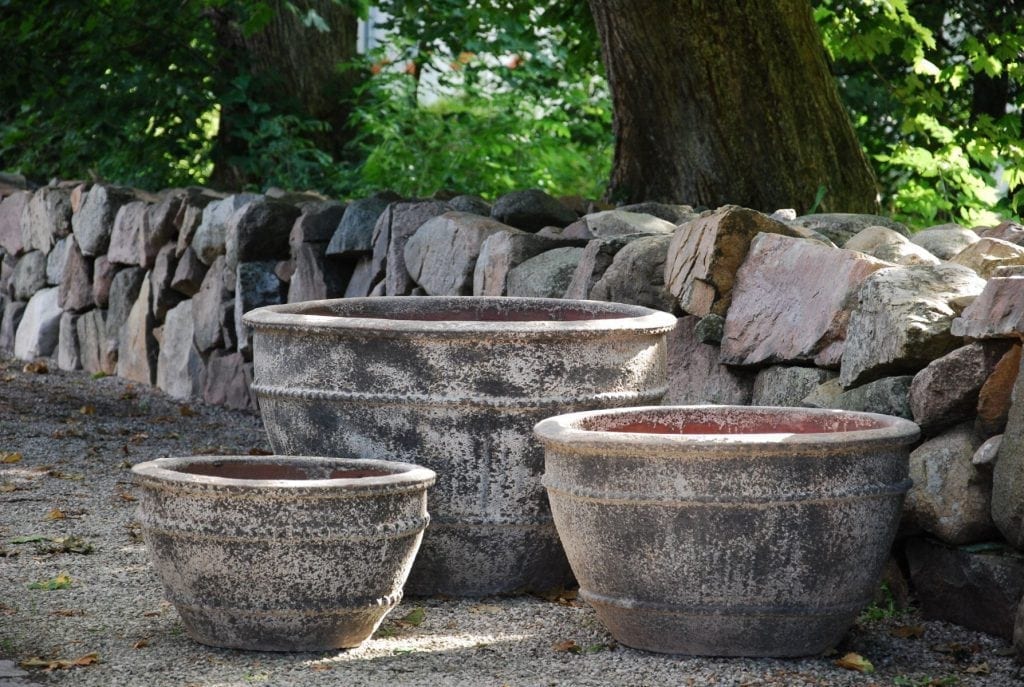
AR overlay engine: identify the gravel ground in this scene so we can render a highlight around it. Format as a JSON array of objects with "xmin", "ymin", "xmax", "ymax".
[{"xmin": 1, "ymin": 352, "xmax": 1022, "ymax": 686}]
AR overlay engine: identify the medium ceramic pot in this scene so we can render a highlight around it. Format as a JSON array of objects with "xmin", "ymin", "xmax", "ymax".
[
  {"xmin": 536, "ymin": 405, "xmax": 920, "ymax": 657},
  {"xmin": 243, "ymin": 297, "xmax": 675, "ymax": 596},
  {"xmin": 132, "ymin": 455, "xmax": 436, "ymax": 651}
]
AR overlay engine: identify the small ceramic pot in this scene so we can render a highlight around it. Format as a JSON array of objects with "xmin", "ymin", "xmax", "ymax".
[
  {"xmin": 536, "ymin": 405, "xmax": 919, "ymax": 657},
  {"xmin": 132, "ymin": 455, "xmax": 436, "ymax": 651}
]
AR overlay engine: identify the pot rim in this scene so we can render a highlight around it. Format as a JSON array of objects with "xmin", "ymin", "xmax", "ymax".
[
  {"xmin": 131, "ymin": 455, "xmax": 437, "ymax": 492},
  {"xmin": 241, "ymin": 296, "xmax": 676, "ymax": 338},
  {"xmin": 534, "ymin": 405, "xmax": 921, "ymax": 454}
]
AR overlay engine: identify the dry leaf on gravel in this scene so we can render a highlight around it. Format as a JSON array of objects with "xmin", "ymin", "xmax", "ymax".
[
  {"xmin": 132, "ymin": 639, "xmax": 150, "ymax": 649},
  {"xmin": 551, "ymin": 639, "xmax": 578, "ymax": 653},
  {"xmin": 964, "ymin": 661, "xmax": 990, "ymax": 674},
  {"xmin": 1, "ymin": 451, "xmax": 22, "ymax": 463},
  {"xmin": 116, "ymin": 490, "xmax": 137, "ymax": 502},
  {"xmin": 27, "ymin": 571, "xmax": 72, "ymax": 590},
  {"xmin": 835, "ymin": 652, "xmax": 874, "ymax": 673},
  {"xmin": 39, "ymin": 536, "xmax": 93, "ymax": 554},
  {"xmin": 51, "ymin": 608, "xmax": 84, "ymax": 617},
  {"xmin": 891, "ymin": 624, "xmax": 925, "ymax": 639},
  {"xmin": 395, "ymin": 607, "xmax": 425, "ymax": 627},
  {"xmin": 79, "ymin": 405, "xmax": 95, "ymax": 415},
  {"xmin": 179, "ymin": 404, "xmax": 196, "ymax": 417},
  {"xmin": 45, "ymin": 508, "xmax": 66, "ymax": 521},
  {"xmin": 22, "ymin": 360, "xmax": 48, "ymax": 374},
  {"xmin": 19, "ymin": 652, "xmax": 99, "ymax": 671}
]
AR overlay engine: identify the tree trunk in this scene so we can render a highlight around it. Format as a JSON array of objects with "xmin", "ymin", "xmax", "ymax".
[
  {"xmin": 208, "ymin": 0, "xmax": 359, "ymax": 191},
  {"xmin": 588, "ymin": 0, "xmax": 879, "ymax": 213}
]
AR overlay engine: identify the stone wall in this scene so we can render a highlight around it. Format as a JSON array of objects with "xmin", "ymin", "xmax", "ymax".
[{"xmin": 2, "ymin": 177, "xmax": 1024, "ymax": 649}]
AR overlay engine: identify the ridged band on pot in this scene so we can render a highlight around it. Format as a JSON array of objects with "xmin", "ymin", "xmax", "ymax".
[
  {"xmin": 243, "ymin": 297, "xmax": 676, "ymax": 596},
  {"xmin": 132, "ymin": 455, "xmax": 436, "ymax": 651},
  {"xmin": 535, "ymin": 405, "xmax": 920, "ymax": 657}
]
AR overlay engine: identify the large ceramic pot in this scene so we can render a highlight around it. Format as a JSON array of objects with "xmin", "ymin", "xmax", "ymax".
[
  {"xmin": 243, "ymin": 297, "xmax": 675, "ymax": 596},
  {"xmin": 535, "ymin": 405, "xmax": 920, "ymax": 657},
  {"xmin": 132, "ymin": 455, "xmax": 435, "ymax": 651}
]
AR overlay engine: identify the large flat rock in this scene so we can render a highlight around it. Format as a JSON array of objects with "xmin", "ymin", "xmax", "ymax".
[
  {"xmin": 663, "ymin": 316, "xmax": 754, "ymax": 405},
  {"xmin": 157, "ymin": 299, "xmax": 206, "ymax": 400},
  {"xmin": 73, "ymin": 184, "xmax": 137, "ymax": 256},
  {"xmin": 905, "ymin": 424, "xmax": 997, "ymax": 546},
  {"xmin": 720, "ymin": 233, "xmax": 890, "ymax": 368},
  {"xmin": 13, "ymin": 287, "xmax": 61, "ymax": 360},
  {"xmin": 589, "ymin": 234, "xmax": 674, "ymax": 311},
  {"xmin": 906, "ymin": 537, "xmax": 1024, "ymax": 640},
  {"xmin": 404, "ymin": 211, "xmax": 511, "ymax": 296},
  {"xmin": 909, "ymin": 342, "xmax": 1009, "ymax": 434},
  {"xmin": 506, "ymin": 247, "xmax": 584, "ymax": 298},
  {"xmin": 951, "ymin": 276, "xmax": 1024, "ymax": 339},
  {"xmin": 993, "ymin": 349, "xmax": 1024, "ymax": 548},
  {"xmin": 664, "ymin": 205, "xmax": 799, "ymax": 317},
  {"xmin": 840, "ymin": 264, "xmax": 986, "ymax": 387},
  {"xmin": 473, "ymin": 230, "xmax": 567, "ymax": 296}
]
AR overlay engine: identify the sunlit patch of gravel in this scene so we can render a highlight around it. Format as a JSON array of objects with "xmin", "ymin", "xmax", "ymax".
[{"xmin": 1, "ymin": 353, "xmax": 1022, "ymax": 686}]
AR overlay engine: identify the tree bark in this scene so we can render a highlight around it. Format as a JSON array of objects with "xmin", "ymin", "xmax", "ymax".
[
  {"xmin": 209, "ymin": 0, "xmax": 359, "ymax": 191},
  {"xmin": 588, "ymin": 0, "xmax": 880, "ymax": 213}
]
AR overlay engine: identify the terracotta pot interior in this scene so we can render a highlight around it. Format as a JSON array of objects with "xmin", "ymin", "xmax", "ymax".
[
  {"xmin": 589, "ymin": 413, "xmax": 891, "ymax": 436},
  {"xmin": 178, "ymin": 461, "xmax": 392, "ymax": 481},
  {"xmin": 299, "ymin": 302, "xmax": 625, "ymax": 323}
]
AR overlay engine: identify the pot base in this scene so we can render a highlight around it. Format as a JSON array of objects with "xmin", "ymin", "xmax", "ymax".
[
  {"xmin": 582, "ymin": 590, "xmax": 857, "ymax": 657},
  {"xmin": 177, "ymin": 601, "xmax": 397, "ymax": 652}
]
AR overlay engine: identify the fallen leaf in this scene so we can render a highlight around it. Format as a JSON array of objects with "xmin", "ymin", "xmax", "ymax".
[
  {"xmin": 117, "ymin": 490, "xmax": 137, "ymax": 502},
  {"xmin": 931, "ymin": 642, "xmax": 978, "ymax": 661},
  {"xmin": 0, "ymin": 483, "xmax": 17, "ymax": 492},
  {"xmin": 1, "ymin": 452, "xmax": 22, "ymax": 464},
  {"xmin": 835, "ymin": 652, "xmax": 874, "ymax": 673},
  {"xmin": 142, "ymin": 610, "xmax": 162, "ymax": 617},
  {"xmin": 10, "ymin": 534, "xmax": 52, "ymax": 544},
  {"xmin": 964, "ymin": 661, "xmax": 989, "ymax": 675},
  {"xmin": 890, "ymin": 624, "xmax": 925, "ymax": 639},
  {"xmin": 551, "ymin": 639, "xmax": 579, "ymax": 653},
  {"xmin": 132, "ymin": 639, "xmax": 149, "ymax": 649},
  {"xmin": 0, "ymin": 604, "xmax": 16, "ymax": 615},
  {"xmin": 129, "ymin": 432, "xmax": 149, "ymax": 443},
  {"xmin": 396, "ymin": 607, "xmax": 425, "ymax": 627},
  {"xmin": 22, "ymin": 360, "xmax": 48, "ymax": 374},
  {"xmin": 28, "ymin": 571, "xmax": 72, "ymax": 590},
  {"xmin": 179, "ymin": 404, "xmax": 196, "ymax": 417},
  {"xmin": 45, "ymin": 508, "xmax": 66, "ymax": 521},
  {"xmin": 51, "ymin": 608, "xmax": 84, "ymax": 617},
  {"xmin": 90, "ymin": 371, "xmax": 109, "ymax": 380},
  {"xmin": 19, "ymin": 652, "xmax": 99, "ymax": 671},
  {"xmin": 46, "ymin": 470, "xmax": 84, "ymax": 481},
  {"xmin": 39, "ymin": 536, "xmax": 93, "ymax": 554}
]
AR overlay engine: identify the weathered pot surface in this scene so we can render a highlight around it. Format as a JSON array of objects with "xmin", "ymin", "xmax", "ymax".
[
  {"xmin": 243, "ymin": 297, "xmax": 675, "ymax": 596},
  {"xmin": 132, "ymin": 455, "xmax": 436, "ymax": 651},
  {"xmin": 536, "ymin": 405, "xmax": 920, "ymax": 657}
]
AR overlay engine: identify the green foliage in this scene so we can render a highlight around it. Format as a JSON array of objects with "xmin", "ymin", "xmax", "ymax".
[
  {"xmin": 344, "ymin": 54, "xmax": 610, "ymax": 199},
  {"xmin": 817, "ymin": 0, "xmax": 1024, "ymax": 227},
  {"xmin": 0, "ymin": 0, "xmax": 218, "ymax": 188},
  {"xmin": 857, "ymin": 583, "xmax": 903, "ymax": 623},
  {"xmin": 340, "ymin": 1, "xmax": 611, "ymax": 199}
]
